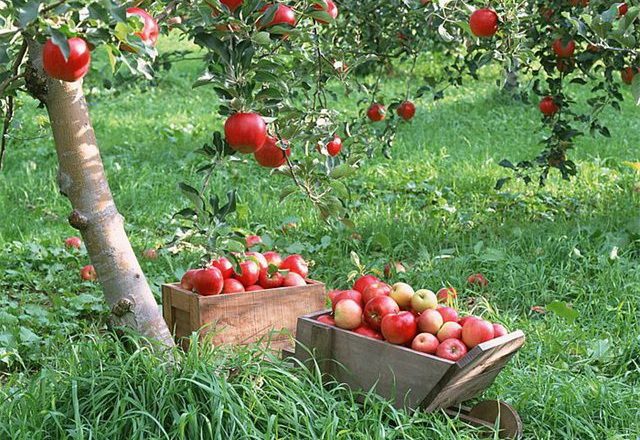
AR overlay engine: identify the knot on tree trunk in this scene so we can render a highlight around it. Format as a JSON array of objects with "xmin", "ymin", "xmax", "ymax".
[
  {"xmin": 112, "ymin": 298, "xmax": 134, "ymax": 317},
  {"xmin": 68, "ymin": 209, "xmax": 89, "ymax": 230},
  {"xmin": 24, "ymin": 61, "xmax": 48, "ymax": 105}
]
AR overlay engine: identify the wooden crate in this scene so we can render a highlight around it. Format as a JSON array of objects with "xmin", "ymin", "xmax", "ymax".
[
  {"xmin": 162, "ymin": 281, "xmax": 325, "ymax": 350},
  {"xmin": 293, "ymin": 310, "xmax": 525, "ymax": 411}
]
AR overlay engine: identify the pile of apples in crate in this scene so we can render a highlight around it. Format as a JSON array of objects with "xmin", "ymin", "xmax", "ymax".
[
  {"xmin": 180, "ymin": 238, "xmax": 310, "ymax": 295},
  {"xmin": 317, "ymin": 273, "xmax": 509, "ymax": 361}
]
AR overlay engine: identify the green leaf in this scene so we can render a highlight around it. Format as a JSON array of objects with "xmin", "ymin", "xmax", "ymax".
[
  {"xmin": 546, "ymin": 300, "xmax": 579, "ymax": 323},
  {"xmin": 18, "ymin": 1, "xmax": 42, "ymax": 28},
  {"xmin": 49, "ymin": 30, "xmax": 70, "ymax": 61},
  {"xmin": 329, "ymin": 164, "xmax": 355, "ymax": 179}
]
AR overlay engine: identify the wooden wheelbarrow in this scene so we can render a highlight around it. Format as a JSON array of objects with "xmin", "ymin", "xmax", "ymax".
[{"xmin": 286, "ymin": 310, "xmax": 526, "ymax": 439}]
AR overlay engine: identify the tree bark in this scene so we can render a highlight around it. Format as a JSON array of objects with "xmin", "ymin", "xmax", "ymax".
[{"xmin": 26, "ymin": 42, "xmax": 174, "ymax": 348}]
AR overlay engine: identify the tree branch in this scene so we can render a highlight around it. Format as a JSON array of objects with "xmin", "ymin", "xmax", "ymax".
[
  {"xmin": 157, "ymin": 0, "xmax": 181, "ymax": 23},
  {"xmin": 0, "ymin": 96, "xmax": 14, "ymax": 171}
]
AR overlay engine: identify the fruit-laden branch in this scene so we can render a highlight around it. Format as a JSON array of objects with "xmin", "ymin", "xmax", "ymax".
[{"xmin": 25, "ymin": 40, "xmax": 175, "ymax": 348}]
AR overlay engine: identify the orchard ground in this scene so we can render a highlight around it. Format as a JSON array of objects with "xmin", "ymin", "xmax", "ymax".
[{"xmin": 1, "ymin": 35, "xmax": 639, "ymax": 438}]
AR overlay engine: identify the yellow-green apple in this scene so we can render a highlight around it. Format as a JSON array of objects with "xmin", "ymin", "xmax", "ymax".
[
  {"xmin": 390, "ymin": 282, "xmax": 414, "ymax": 309},
  {"xmin": 437, "ymin": 287, "xmax": 457, "ymax": 302},
  {"xmin": 364, "ymin": 295, "xmax": 400, "ymax": 330},
  {"xmin": 180, "ymin": 269, "xmax": 199, "ymax": 290},
  {"xmin": 334, "ymin": 299, "xmax": 363, "ymax": 330},
  {"xmin": 436, "ymin": 338, "xmax": 468, "ymax": 361},
  {"xmin": 80, "ymin": 264, "xmax": 97, "ymax": 281},
  {"xmin": 411, "ymin": 333, "xmax": 439, "ymax": 354},
  {"xmin": 436, "ymin": 306, "xmax": 458, "ymax": 323},
  {"xmin": 331, "ymin": 290, "xmax": 362, "ymax": 310},
  {"xmin": 417, "ymin": 309, "xmax": 444, "ymax": 334},
  {"xmin": 352, "ymin": 274, "xmax": 380, "ymax": 293},
  {"xmin": 437, "ymin": 321, "xmax": 462, "ymax": 342},
  {"xmin": 411, "ymin": 289, "xmax": 437, "ymax": 312},
  {"xmin": 354, "ymin": 324, "xmax": 383, "ymax": 339},
  {"xmin": 380, "ymin": 311, "xmax": 417, "ymax": 344},
  {"xmin": 317, "ymin": 314, "xmax": 335, "ymax": 326},
  {"xmin": 362, "ymin": 282, "xmax": 391, "ymax": 305},
  {"xmin": 492, "ymin": 323, "xmax": 508, "ymax": 338},
  {"xmin": 461, "ymin": 319, "xmax": 495, "ymax": 348}
]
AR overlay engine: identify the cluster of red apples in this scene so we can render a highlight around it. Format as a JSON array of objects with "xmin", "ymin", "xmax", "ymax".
[
  {"xmin": 42, "ymin": 8, "xmax": 158, "ymax": 83},
  {"xmin": 180, "ymin": 236, "xmax": 311, "ymax": 295},
  {"xmin": 318, "ymin": 272, "xmax": 510, "ymax": 362}
]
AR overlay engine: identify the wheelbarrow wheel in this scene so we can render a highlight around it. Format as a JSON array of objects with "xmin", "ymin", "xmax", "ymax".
[{"xmin": 468, "ymin": 400, "xmax": 523, "ymax": 439}]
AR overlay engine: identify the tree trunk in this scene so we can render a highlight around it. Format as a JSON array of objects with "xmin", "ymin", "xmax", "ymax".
[
  {"xmin": 502, "ymin": 57, "xmax": 519, "ymax": 95},
  {"xmin": 26, "ymin": 42, "xmax": 174, "ymax": 348}
]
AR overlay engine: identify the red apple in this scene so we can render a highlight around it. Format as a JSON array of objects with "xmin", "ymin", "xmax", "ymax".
[
  {"xmin": 390, "ymin": 282, "xmax": 414, "ymax": 309},
  {"xmin": 142, "ymin": 248, "xmax": 157, "ymax": 260},
  {"xmin": 64, "ymin": 236, "xmax": 82, "ymax": 249},
  {"xmin": 411, "ymin": 333, "xmax": 439, "ymax": 354},
  {"xmin": 396, "ymin": 101, "xmax": 416, "ymax": 121},
  {"xmin": 326, "ymin": 136, "xmax": 342, "ymax": 156},
  {"xmin": 331, "ymin": 290, "xmax": 362, "ymax": 310},
  {"xmin": 126, "ymin": 7, "xmax": 159, "ymax": 46},
  {"xmin": 462, "ymin": 319, "xmax": 495, "ymax": 348},
  {"xmin": 380, "ymin": 311, "xmax": 417, "ymax": 345},
  {"xmin": 436, "ymin": 338, "xmax": 468, "ymax": 361},
  {"xmin": 263, "ymin": 251, "xmax": 282, "ymax": 268},
  {"xmin": 180, "ymin": 269, "xmax": 199, "ymax": 291},
  {"xmin": 211, "ymin": 257, "xmax": 234, "ymax": 279},
  {"xmin": 222, "ymin": 278, "xmax": 245, "ymax": 293},
  {"xmin": 366, "ymin": 103, "xmax": 386, "ymax": 122},
  {"xmin": 245, "ymin": 235, "xmax": 262, "ymax": 248},
  {"xmin": 437, "ymin": 321, "xmax": 462, "ymax": 342},
  {"xmin": 334, "ymin": 299, "xmax": 362, "ymax": 330},
  {"xmin": 312, "ymin": 0, "xmax": 338, "ymax": 24},
  {"xmin": 283, "ymin": 271, "xmax": 306, "ymax": 287},
  {"xmin": 42, "ymin": 37, "xmax": 91, "ymax": 82},
  {"xmin": 467, "ymin": 273, "xmax": 489, "ymax": 287},
  {"xmin": 437, "ymin": 287, "xmax": 457, "ymax": 302},
  {"xmin": 233, "ymin": 260, "xmax": 260, "ymax": 287},
  {"xmin": 411, "ymin": 289, "xmax": 437, "ymax": 313},
  {"xmin": 469, "ymin": 8, "xmax": 499, "ymax": 38},
  {"xmin": 224, "ymin": 112, "xmax": 267, "ymax": 154},
  {"xmin": 493, "ymin": 323, "xmax": 508, "ymax": 338},
  {"xmin": 245, "ymin": 285, "xmax": 263, "ymax": 292},
  {"xmin": 353, "ymin": 275, "xmax": 380, "ymax": 293},
  {"xmin": 417, "ymin": 308, "xmax": 444, "ymax": 334},
  {"xmin": 317, "ymin": 314, "xmax": 335, "ymax": 326},
  {"xmin": 458, "ymin": 315, "xmax": 479, "ymax": 327},
  {"xmin": 364, "ymin": 295, "xmax": 400, "ymax": 330},
  {"xmin": 362, "ymin": 282, "xmax": 392, "ymax": 305},
  {"xmin": 258, "ymin": 269, "xmax": 284, "ymax": 289},
  {"xmin": 353, "ymin": 324, "xmax": 383, "ymax": 339},
  {"xmin": 193, "ymin": 267, "xmax": 224, "ymax": 296},
  {"xmin": 552, "ymin": 38, "xmax": 576, "ymax": 58},
  {"xmin": 80, "ymin": 264, "xmax": 97, "ymax": 281},
  {"xmin": 280, "ymin": 254, "xmax": 309, "ymax": 278},
  {"xmin": 437, "ymin": 306, "xmax": 458, "ymax": 323},
  {"xmin": 245, "ymin": 251, "xmax": 268, "ymax": 272}
]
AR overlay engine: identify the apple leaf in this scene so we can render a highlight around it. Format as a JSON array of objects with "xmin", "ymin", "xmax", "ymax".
[{"xmin": 546, "ymin": 300, "xmax": 579, "ymax": 323}]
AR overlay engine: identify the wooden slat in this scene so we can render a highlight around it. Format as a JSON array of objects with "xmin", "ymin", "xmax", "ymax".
[{"xmin": 161, "ymin": 284, "xmax": 174, "ymax": 334}]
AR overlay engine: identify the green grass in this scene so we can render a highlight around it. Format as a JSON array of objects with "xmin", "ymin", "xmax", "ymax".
[{"xmin": 1, "ymin": 35, "xmax": 639, "ymax": 438}]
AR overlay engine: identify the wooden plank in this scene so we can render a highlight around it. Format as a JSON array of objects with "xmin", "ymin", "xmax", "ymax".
[
  {"xmin": 422, "ymin": 331, "xmax": 525, "ymax": 411},
  {"xmin": 161, "ymin": 284, "xmax": 174, "ymax": 334}
]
